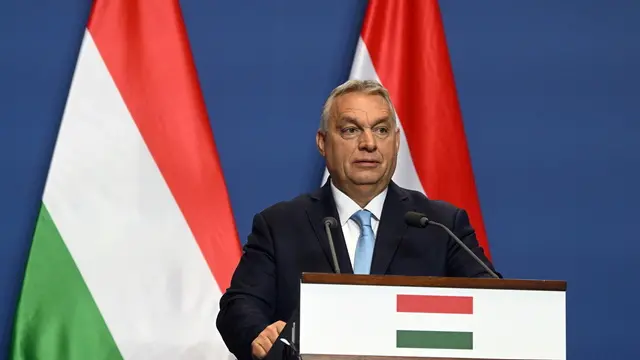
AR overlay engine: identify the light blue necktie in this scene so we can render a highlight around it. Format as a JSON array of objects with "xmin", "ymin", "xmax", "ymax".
[{"xmin": 351, "ymin": 210, "xmax": 375, "ymax": 274}]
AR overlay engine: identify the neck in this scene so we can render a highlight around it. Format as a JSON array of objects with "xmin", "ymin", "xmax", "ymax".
[{"xmin": 334, "ymin": 181, "xmax": 387, "ymax": 208}]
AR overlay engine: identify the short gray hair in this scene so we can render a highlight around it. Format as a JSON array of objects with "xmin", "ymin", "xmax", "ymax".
[{"xmin": 319, "ymin": 79, "xmax": 397, "ymax": 132}]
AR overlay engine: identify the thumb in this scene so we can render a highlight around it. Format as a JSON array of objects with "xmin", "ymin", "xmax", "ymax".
[{"xmin": 274, "ymin": 320, "xmax": 286, "ymax": 334}]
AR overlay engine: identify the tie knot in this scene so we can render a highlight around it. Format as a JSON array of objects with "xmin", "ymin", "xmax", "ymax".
[{"xmin": 351, "ymin": 209, "xmax": 373, "ymax": 228}]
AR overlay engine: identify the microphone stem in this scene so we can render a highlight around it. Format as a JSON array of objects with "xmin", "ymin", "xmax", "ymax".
[
  {"xmin": 430, "ymin": 221, "xmax": 500, "ymax": 279},
  {"xmin": 324, "ymin": 221, "xmax": 341, "ymax": 274}
]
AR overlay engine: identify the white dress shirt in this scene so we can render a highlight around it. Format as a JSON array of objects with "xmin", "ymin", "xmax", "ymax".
[{"xmin": 330, "ymin": 181, "xmax": 388, "ymax": 267}]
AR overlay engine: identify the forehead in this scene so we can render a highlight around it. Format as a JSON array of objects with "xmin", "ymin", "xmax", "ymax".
[{"xmin": 333, "ymin": 92, "xmax": 391, "ymax": 121}]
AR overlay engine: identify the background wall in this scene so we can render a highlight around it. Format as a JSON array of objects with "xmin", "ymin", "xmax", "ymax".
[{"xmin": 1, "ymin": 0, "xmax": 639, "ymax": 359}]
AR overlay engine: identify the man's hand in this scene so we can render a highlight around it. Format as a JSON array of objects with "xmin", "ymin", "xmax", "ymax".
[{"xmin": 251, "ymin": 320, "xmax": 286, "ymax": 359}]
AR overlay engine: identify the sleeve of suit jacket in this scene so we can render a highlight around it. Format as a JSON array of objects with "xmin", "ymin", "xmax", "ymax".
[
  {"xmin": 216, "ymin": 212, "xmax": 277, "ymax": 360},
  {"xmin": 446, "ymin": 208, "xmax": 501, "ymax": 278}
]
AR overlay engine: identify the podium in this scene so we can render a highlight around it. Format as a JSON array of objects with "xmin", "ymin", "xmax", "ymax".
[{"xmin": 289, "ymin": 272, "xmax": 566, "ymax": 360}]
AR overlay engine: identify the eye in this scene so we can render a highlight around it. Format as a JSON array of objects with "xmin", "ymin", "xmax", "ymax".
[
  {"xmin": 341, "ymin": 127, "xmax": 360, "ymax": 137},
  {"xmin": 374, "ymin": 126, "xmax": 389, "ymax": 135}
]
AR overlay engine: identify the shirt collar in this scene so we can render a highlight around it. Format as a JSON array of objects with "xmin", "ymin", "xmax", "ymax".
[{"xmin": 330, "ymin": 180, "xmax": 388, "ymax": 226}]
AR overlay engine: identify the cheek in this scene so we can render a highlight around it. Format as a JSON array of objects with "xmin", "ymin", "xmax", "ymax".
[
  {"xmin": 380, "ymin": 142, "xmax": 396, "ymax": 158},
  {"xmin": 327, "ymin": 143, "xmax": 348, "ymax": 167},
  {"xmin": 333, "ymin": 142, "xmax": 355, "ymax": 159}
]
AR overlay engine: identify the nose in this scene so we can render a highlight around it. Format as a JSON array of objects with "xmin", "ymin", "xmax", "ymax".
[{"xmin": 358, "ymin": 128, "xmax": 377, "ymax": 152}]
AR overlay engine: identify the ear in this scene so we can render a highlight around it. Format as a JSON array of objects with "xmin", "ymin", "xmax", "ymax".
[{"xmin": 316, "ymin": 130, "xmax": 326, "ymax": 156}]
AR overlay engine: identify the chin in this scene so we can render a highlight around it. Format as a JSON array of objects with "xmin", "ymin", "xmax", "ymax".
[{"xmin": 349, "ymin": 175, "xmax": 383, "ymax": 186}]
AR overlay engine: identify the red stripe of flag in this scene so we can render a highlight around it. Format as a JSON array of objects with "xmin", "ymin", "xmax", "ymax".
[
  {"xmin": 87, "ymin": 0, "xmax": 242, "ymax": 291},
  {"xmin": 397, "ymin": 294, "xmax": 473, "ymax": 314},
  {"xmin": 361, "ymin": 0, "xmax": 492, "ymax": 258}
]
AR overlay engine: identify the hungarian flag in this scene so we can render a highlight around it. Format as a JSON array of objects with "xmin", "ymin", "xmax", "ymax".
[
  {"xmin": 323, "ymin": 0, "xmax": 491, "ymax": 257},
  {"xmin": 396, "ymin": 294, "xmax": 474, "ymax": 350},
  {"xmin": 9, "ymin": 0, "xmax": 241, "ymax": 359}
]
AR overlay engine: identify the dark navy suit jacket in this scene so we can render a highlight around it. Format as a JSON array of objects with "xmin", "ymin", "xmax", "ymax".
[{"xmin": 216, "ymin": 180, "xmax": 498, "ymax": 360}]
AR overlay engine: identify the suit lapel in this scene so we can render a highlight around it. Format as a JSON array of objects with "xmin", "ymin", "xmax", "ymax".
[
  {"xmin": 370, "ymin": 181, "xmax": 411, "ymax": 275},
  {"xmin": 306, "ymin": 181, "xmax": 354, "ymax": 274}
]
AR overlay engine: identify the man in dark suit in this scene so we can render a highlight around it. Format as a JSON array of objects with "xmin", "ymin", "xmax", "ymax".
[{"xmin": 216, "ymin": 79, "xmax": 498, "ymax": 360}]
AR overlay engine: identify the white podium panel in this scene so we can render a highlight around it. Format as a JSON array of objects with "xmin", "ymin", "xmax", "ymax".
[{"xmin": 298, "ymin": 275, "xmax": 566, "ymax": 360}]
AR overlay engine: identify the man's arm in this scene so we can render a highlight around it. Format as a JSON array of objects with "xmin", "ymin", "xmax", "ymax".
[
  {"xmin": 216, "ymin": 212, "xmax": 277, "ymax": 360},
  {"xmin": 446, "ymin": 209, "xmax": 501, "ymax": 278}
]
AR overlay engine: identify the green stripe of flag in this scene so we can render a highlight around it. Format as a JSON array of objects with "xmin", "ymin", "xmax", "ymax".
[
  {"xmin": 396, "ymin": 330, "xmax": 473, "ymax": 350},
  {"xmin": 10, "ymin": 204, "xmax": 123, "ymax": 360}
]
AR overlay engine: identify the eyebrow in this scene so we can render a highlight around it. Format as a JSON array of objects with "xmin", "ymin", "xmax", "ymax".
[{"xmin": 337, "ymin": 115, "xmax": 392, "ymax": 127}]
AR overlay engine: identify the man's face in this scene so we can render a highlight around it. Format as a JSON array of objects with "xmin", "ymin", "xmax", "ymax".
[{"xmin": 317, "ymin": 92, "xmax": 400, "ymax": 194}]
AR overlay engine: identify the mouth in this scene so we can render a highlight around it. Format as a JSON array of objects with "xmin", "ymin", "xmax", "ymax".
[{"xmin": 353, "ymin": 159, "xmax": 381, "ymax": 168}]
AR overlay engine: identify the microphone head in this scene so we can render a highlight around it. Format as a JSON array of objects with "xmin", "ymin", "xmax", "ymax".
[
  {"xmin": 323, "ymin": 216, "xmax": 339, "ymax": 228},
  {"xmin": 405, "ymin": 211, "xmax": 429, "ymax": 228}
]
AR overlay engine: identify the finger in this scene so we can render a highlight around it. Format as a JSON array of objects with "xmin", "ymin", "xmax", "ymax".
[
  {"xmin": 262, "ymin": 327, "xmax": 279, "ymax": 344},
  {"xmin": 251, "ymin": 340, "xmax": 267, "ymax": 359},
  {"xmin": 257, "ymin": 336, "xmax": 273, "ymax": 354},
  {"xmin": 274, "ymin": 321, "xmax": 286, "ymax": 334}
]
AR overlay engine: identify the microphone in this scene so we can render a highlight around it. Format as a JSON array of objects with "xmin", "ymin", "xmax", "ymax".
[
  {"xmin": 279, "ymin": 338, "xmax": 301, "ymax": 360},
  {"xmin": 268, "ymin": 218, "xmax": 339, "ymax": 360},
  {"xmin": 405, "ymin": 211, "xmax": 500, "ymax": 279},
  {"xmin": 322, "ymin": 217, "xmax": 341, "ymax": 274}
]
